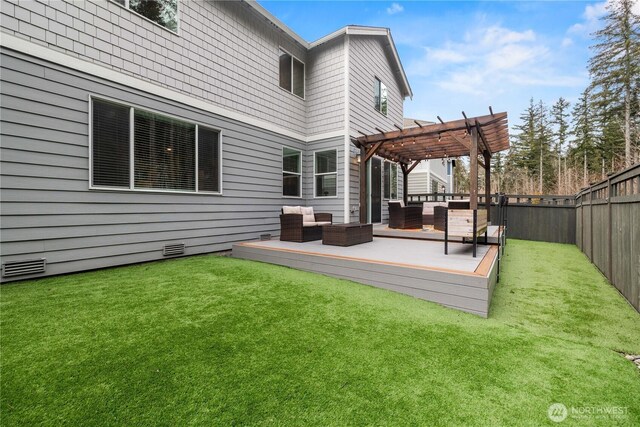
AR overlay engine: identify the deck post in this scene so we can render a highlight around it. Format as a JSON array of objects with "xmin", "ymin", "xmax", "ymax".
[
  {"xmin": 359, "ymin": 145, "xmax": 367, "ymax": 223},
  {"xmin": 470, "ymin": 128, "xmax": 478, "ymax": 210},
  {"xmin": 484, "ymin": 151, "xmax": 491, "ymax": 223},
  {"xmin": 401, "ymin": 164, "xmax": 409, "ymax": 206}
]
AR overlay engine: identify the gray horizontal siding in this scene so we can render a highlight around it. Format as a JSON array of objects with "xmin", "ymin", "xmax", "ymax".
[
  {"xmin": 303, "ymin": 135, "xmax": 346, "ymax": 223},
  {"xmin": 1, "ymin": 0, "xmax": 307, "ymax": 134},
  {"xmin": 0, "ymin": 49, "xmax": 309, "ymax": 281}
]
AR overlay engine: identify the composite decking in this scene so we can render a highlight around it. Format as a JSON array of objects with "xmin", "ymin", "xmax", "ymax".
[{"xmin": 232, "ymin": 237, "xmax": 499, "ymax": 317}]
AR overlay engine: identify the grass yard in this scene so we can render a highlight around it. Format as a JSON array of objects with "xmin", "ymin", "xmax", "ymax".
[{"xmin": 1, "ymin": 239, "xmax": 639, "ymax": 426}]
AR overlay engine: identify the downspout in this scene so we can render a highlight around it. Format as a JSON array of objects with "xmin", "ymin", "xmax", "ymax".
[{"xmin": 343, "ymin": 34, "xmax": 351, "ymax": 223}]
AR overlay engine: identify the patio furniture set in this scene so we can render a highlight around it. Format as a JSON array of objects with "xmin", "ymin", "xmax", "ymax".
[
  {"xmin": 280, "ymin": 200, "xmax": 489, "ymax": 256},
  {"xmin": 280, "ymin": 206, "xmax": 373, "ymax": 247}
]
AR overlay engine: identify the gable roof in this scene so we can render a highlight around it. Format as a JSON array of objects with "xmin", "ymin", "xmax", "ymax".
[{"xmin": 244, "ymin": 1, "xmax": 413, "ymax": 99}]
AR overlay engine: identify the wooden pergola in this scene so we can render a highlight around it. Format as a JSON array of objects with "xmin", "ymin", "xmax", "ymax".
[{"xmin": 353, "ymin": 110, "xmax": 509, "ymax": 223}]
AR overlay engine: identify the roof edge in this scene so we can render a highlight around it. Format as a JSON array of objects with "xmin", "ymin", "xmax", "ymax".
[{"xmin": 244, "ymin": 2, "xmax": 412, "ymax": 98}]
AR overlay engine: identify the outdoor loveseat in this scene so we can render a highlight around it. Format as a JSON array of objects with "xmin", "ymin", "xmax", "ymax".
[
  {"xmin": 388, "ymin": 201, "xmax": 422, "ymax": 229},
  {"xmin": 280, "ymin": 206, "xmax": 333, "ymax": 242}
]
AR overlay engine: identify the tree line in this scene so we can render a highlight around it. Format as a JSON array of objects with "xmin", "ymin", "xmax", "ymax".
[{"xmin": 493, "ymin": 0, "xmax": 639, "ymax": 195}]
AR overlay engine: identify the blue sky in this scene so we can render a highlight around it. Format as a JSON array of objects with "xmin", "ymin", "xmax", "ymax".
[{"xmin": 259, "ymin": 0, "xmax": 628, "ymax": 127}]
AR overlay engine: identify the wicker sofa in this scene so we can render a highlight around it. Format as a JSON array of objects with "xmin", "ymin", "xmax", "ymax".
[
  {"xmin": 279, "ymin": 206, "xmax": 333, "ymax": 242},
  {"xmin": 388, "ymin": 200, "xmax": 422, "ymax": 229}
]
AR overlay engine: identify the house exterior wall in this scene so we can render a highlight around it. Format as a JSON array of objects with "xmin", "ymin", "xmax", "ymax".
[
  {"xmin": 0, "ymin": 0, "xmax": 308, "ymax": 134},
  {"xmin": 0, "ymin": 49, "xmax": 307, "ymax": 280},
  {"xmin": 0, "ymin": 1, "xmax": 411, "ymax": 281},
  {"xmin": 348, "ymin": 35, "xmax": 404, "ymax": 136},
  {"xmin": 347, "ymin": 35, "xmax": 406, "ymax": 223},
  {"xmin": 306, "ymin": 36, "xmax": 345, "ymax": 136}
]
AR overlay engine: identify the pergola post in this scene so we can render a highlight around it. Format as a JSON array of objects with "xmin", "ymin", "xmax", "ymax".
[
  {"xmin": 359, "ymin": 145, "xmax": 367, "ymax": 223},
  {"xmin": 484, "ymin": 151, "xmax": 491, "ymax": 223},
  {"xmin": 470, "ymin": 128, "xmax": 478, "ymax": 210},
  {"xmin": 401, "ymin": 164, "xmax": 409, "ymax": 205}
]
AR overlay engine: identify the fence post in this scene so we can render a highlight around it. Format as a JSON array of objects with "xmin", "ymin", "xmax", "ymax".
[
  {"xmin": 589, "ymin": 185, "xmax": 593, "ymax": 261},
  {"xmin": 607, "ymin": 177, "xmax": 612, "ymax": 280}
]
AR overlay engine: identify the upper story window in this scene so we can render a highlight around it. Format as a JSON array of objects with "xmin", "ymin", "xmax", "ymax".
[
  {"xmin": 282, "ymin": 147, "xmax": 302, "ymax": 198},
  {"xmin": 314, "ymin": 150, "xmax": 337, "ymax": 197},
  {"xmin": 113, "ymin": 0, "xmax": 178, "ymax": 32},
  {"xmin": 91, "ymin": 97, "xmax": 221, "ymax": 194},
  {"xmin": 374, "ymin": 78, "xmax": 388, "ymax": 115},
  {"xmin": 279, "ymin": 50, "xmax": 305, "ymax": 99}
]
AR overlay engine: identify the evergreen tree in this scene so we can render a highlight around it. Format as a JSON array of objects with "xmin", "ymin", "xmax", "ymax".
[
  {"xmin": 571, "ymin": 89, "xmax": 597, "ymax": 186},
  {"xmin": 588, "ymin": 0, "xmax": 640, "ymax": 167},
  {"xmin": 550, "ymin": 97, "xmax": 570, "ymax": 192}
]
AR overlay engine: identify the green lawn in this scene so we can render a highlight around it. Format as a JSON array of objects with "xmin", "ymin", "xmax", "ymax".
[{"xmin": 1, "ymin": 239, "xmax": 639, "ymax": 426}]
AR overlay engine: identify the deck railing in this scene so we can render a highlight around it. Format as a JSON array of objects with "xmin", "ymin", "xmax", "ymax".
[{"xmin": 407, "ymin": 192, "xmax": 575, "ymax": 206}]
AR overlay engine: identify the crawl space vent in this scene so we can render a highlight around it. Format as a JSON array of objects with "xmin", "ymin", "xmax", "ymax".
[
  {"xmin": 2, "ymin": 258, "xmax": 47, "ymax": 278},
  {"xmin": 163, "ymin": 243, "xmax": 185, "ymax": 257}
]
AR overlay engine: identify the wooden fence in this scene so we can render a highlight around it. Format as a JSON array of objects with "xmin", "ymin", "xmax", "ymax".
[{"xmin": 576, "ymin": 163, "xmax": 640, "ymax": 312}]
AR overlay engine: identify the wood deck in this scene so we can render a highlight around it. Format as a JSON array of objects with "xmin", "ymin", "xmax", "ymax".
[{"xmin": 232, "ymin": 237, "xmax": 499, "ymax": 317}]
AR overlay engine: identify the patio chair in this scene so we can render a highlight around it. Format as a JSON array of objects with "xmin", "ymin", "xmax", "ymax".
[
  {"xmin": 422, "ymin": 201, "xmax": 447, "ymax": 226},
  {"xmin": 280, "ymin": 206, "xmax": 332, "ymax": 242},
  {"xmin": 388, "ymin": 200, "xmax": 422, "ymax": 229}
]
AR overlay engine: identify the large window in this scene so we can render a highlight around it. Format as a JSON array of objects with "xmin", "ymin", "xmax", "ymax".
[
  {"xmin": 282, "ymin": 147, "xmax": 301, "ymax": 197},
  {"xmin": 384, "ymin": 162, "xmax": 398, "ymax": 199},
  {"xmin": 374, "ymin": 78, "xmax": 388, "ymax": 115},
  {"xmin": 113, "ymin": 0, "xmax": 178, "ymax": 32},
  {"xmin": 314, "ymin": 150, "xmax": 337, "ymax": 197},
  {"xmin": 91, "ymin": 98, "xmax": 221, "ymax": 193},
  {"xmin": 279, "ymin": 50, "xmax": 305, "ymax": 98}
]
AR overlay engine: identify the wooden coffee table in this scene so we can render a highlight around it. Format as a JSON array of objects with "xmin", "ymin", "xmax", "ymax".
[{"xmin": 322, "ymin": 223, "xmax": 373, "ymax": 246}]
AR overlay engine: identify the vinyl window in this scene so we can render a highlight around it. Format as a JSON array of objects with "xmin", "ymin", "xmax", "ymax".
[
  {"xmin": 374, "ymin": 78, "xmax": 388, "ymax": 115},
  {"xmin": 279, "ymin": 50, "xmax": 305, "ymax": 98},
  {"xmin": 314, "ymin": 150, "xmax": 337, "ymax": 197},
  {"xmin": 112, "ymin": 0, "xmax": 179, "ymax": 32},
  {"xmin": 282, "ymin": 147, "xmax": 302, "ymax": 197},
  {"xmin": 91, "ymin": 97, "xmax": 221, "ymax": 193}
]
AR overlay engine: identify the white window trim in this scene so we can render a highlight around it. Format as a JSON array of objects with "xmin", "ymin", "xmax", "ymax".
[
  {"xmin": 88, "ymin": 94, "xmax": 223, "ymax": 196},
  {"xmin": 278, "ymin": 47, "xmax": 306, "ymax": 100},
  {"xmin": 282, "ymin": 146, "xmax": 302, "ymax": 199},
  {"xmin": 109, "ymin": 0, "xmax": 181, "ymax": 36},
  {"xmin": 382, "ymin": 160, "xmax": 399, "ymax": 201},
  {"xmin": 374, "ymin": 77, "xmax": 388, "ymax": 117},
  {"xmin": 313, "ymin": 149, "xmax": 338, "ymax": 199}
]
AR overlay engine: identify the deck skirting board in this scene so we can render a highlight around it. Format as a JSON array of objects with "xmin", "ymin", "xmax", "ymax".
[{"xmin": 232, "ymin": 243, "xmax": 496, "ymax": 317}]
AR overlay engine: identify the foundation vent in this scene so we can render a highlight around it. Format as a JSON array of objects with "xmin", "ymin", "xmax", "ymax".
[
  {"xmin": 163, "ymin": 243, "xmax": 185, "ymax": 257},
  {"xmin": 2, "ymin": 258, "xmax": 47, "ymax": 278}
]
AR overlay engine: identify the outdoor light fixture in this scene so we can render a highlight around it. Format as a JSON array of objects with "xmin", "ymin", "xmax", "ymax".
[
  {"xmin": 438, "ymin": 133, "xmax": 441, "ymax": 142},
  {"xmin": 356, "ymin": 154, "xmax": 361, "ymax": 163}
]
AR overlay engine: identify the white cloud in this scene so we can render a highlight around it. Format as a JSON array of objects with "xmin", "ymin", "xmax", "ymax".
[
  {"xmin": 386, "ymin": 3, "xmax": 404, "ymax": 15},
  {"xmin": 406, "ymin": 23, "xmax": 585, "ymax": 97},
  {"xmin": 561, "ymin": 37, "xmax": 573, "ymax": 47}
]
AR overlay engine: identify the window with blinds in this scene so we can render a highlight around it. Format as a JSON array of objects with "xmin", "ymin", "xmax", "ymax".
[
  {"xmin": 91, "ymin": 97, "xmax": 221, "ymax": 194},
  {"xmin": 92, "ymin": 99, "xmax": 130, "ymax": 188}
]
